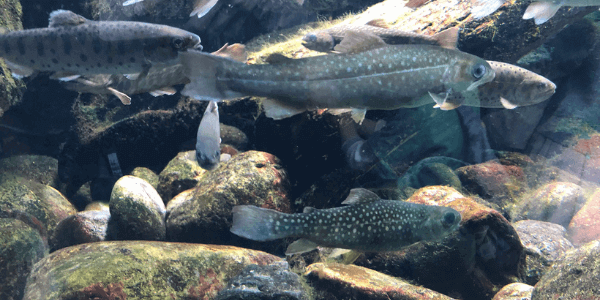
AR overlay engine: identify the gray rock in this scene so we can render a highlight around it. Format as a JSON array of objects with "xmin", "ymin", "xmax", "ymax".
[{"xmin": 49, "ymin": 210, "xmax": 111, "ymax": 252}]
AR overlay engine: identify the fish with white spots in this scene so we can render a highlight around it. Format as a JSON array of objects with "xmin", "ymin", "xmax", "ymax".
[
  {"xmin": 0, "ymin": 10, "xmax": 201, "ymax": 80},
  {"xmin": 180, "ymin": 31, "xmax": 495, "ymax": 122},
  {"xmin": 231, "ymin": 188, "xmax": 462, "ymax": 255}
]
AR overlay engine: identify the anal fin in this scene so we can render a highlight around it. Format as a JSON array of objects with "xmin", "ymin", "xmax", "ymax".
[
  {"xmin": 4, "ymin": 59, "xmax": 35, "ymax": 79},
  {"xmin": 262, "ymin": 98, "xmax": 306, "ymax": 120},
  {"xmin": 285, "ymin": 238, "xmax": 318, "ymax": 255}
]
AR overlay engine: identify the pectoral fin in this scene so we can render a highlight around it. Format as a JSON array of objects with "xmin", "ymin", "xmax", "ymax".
[
  {"xmin": 107, "ymin": 87, "xmax": 132, "ymax": 105},
  {"xmin": 149, "ymin": 87, "xmax": 177, "ymax": 97},
  {"xmin": 5, "ymin": 60, "xmax": 35, "ymax": 79},
  {"xmin": 500, "ymin": 97, "xmax": 518, "ymax": 109}
]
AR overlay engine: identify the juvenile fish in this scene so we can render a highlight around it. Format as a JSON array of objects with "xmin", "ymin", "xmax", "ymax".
[
  {"xmin": 180, "ymin": 31, "xmax": 495, "ymax": 122},
  {"xmin": 471, "ymin": 0, "xmax": 600, "ymax": 24},
  {"xmin": 0, "ymin": 10, "xmax": 201, "ymax": 80},
  {"xmin": 196, "ymin": 101, "xmax": 221, "ymax": 170},
  {"xmin": 433, "ymin": 61, "xmax": 556, "ymax": 110},
  {"xmin": 231, "ymin": 188, "xmax": 462, "ymax": 254},
  {"xmin": 302, "ymin": 19, "xmax": 459, "ymax": 52}
]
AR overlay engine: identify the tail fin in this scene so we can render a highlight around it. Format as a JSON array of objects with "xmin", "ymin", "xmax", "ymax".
[
  {"xmin": 522, "ymin": 2, "xmax": 561, "ymax": 25},
  {"xmin": 179, "ymin": 50, "xmax": 244, "ymax": 102},
  {"xmin": 231, "ymin": 205, "xmax": 292, "ymax": 241}
]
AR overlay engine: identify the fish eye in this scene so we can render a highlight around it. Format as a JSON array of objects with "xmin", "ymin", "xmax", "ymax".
[
  {"xmin": 472, "ymin": 64, "xmax": 486, "ymax": 79},
  {"xmin": 442, "ymin": 212, "xmax": 456, "ymax": 226},
  {"xmin": 172, "ymin": 37, "xmax": 185, "ymax": 49}
]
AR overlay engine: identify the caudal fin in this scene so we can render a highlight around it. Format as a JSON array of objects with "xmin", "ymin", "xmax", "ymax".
[
  {"xmin": 522, "ymin": 1, "xmax": 561, "ymax": 25},
  {"xmin": 231, "ymin": 205, "xmax": 292, "ymax": 241}
]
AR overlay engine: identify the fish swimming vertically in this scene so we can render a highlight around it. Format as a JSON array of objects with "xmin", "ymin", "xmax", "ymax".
[
  {"xmin": 471, "ymin": 0, "xmax": 600, "ymax": 24},
  {"xmin": 180, "ymin": 31, "xmax": 495, "ymax": 122},
  {"xmin": 196, "ymin": 101, "xmax": 221, "ymax": 170},
  {"xmin": 0, "ymin": 10, "xmax": 201, "ymax": 80},
  {"xmin": 231, "ymin": 188, "xmax": 462, "ymax": 255},
  {"xmin": 432, "ymin": 61, "xmax": 556, "ymax": 110},
  {"xmin": 61, "ymin": 43, "xmax": 246, "ymax": 105},
  {"xmin": 302, "ymin": 19, "xmax": 459, "ymax": 53}
]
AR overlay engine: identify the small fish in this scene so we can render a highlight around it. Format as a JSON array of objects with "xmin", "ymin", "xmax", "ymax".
[
  {"xmin": 302, "ymin": 19, "xmax": 459, "ymax": 53},
  {"xmin": 432, "ymin": 61, "xmax": 556, "ymax": 110},
  {"xmin": 196, "ymin": 101, "xmax": 221, "ymax": 170},
  {"xmin": 180, "ymin": 31, "xmax": 495, "ymax": 122},
  {"xmin": 471, "ymin": 0, "xmax": 600, "ymax": 24},
  {"xmin": 0, "ymin": 10, "xmax": 201, "ymax": 80},
  {"xmin": 62, "ymin": 43, "xmax": 246, "ymax": 104},
  {"xmin": 231, "ymin": 188, "xmax": 461, "ymax": 255}
]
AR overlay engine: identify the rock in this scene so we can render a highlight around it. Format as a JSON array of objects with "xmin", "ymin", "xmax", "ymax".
[
  {"xmin": 166, "ymin": 151, "xmax": 291, "ymax": 251},
  {"xmin": 221, "ymin": 124, "xmax": 249, "ymax": 151},
  {"xmin": 396, "ymin": 156, "xmax": 467, "ymax": 198},
  {"xmin": 216, "ymin": 261, "xmax": 309, "ymax": 300},
  {"xmin": 568, "ymin": 188, "xmax": 600, "ymax": 246},
  {"xmin": 305, "ymin": 263, "xmax": 455, "ymax": 300},
  {"xmin": 532, "ymin": 241, "xmax": 600, "ymax": 299},
  {"xmin": 130, "ymin": 166, "xmax": 159, "ymax": 189},
  {"xmin": 157, "ymin": 150, "xmax": 206, "ymax": 203},
  {"xmin": 510, "ymin": 182, "xmax": 586, "ymax": 227},
  {"xmin": 0, "ymin": 0, "xmax": 25, "ymax": 118},
  {"xmin": 0, "ymin": 217, "xmax": 47, "ymax": 300},
  {"xmin": 356, "ymin": 186, "xmax": 525, "ymax": 300},
  {"xmin": 109, "ymin": 175, "xmax": 166, "ymax": 241},
  {"xmin": 49, "ymin": 210, "xmax": 111, "ymax": 252},
  {"xmin": 23, "ymin": 241, "xmax": 282, "ymax": 299},
  {"xmin": 84, "ymin": 201, "xmax": 110, "ymax": 212},
  {"xmin": 0, "ymin": 155, "xmax": 60, "ymax": 188},
  {"xmin": 513, "ymin": 220, "xmax": 574, "ymax": 285},
  {"xmin": 0, "ymin": 174, "xmax": 77, "ymax": 237},
  {"xmin": 456, "ymin": 161, "xmax": 527, "ymax": 209},
  {"xmin": 491, "ymin": 282, "xmax": 533, "ymax": 300}
]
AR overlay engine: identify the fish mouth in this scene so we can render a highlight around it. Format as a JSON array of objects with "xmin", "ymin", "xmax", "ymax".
[{"xmin": 467, "ymin": 67, "xmax": 495, "ymax": 91}]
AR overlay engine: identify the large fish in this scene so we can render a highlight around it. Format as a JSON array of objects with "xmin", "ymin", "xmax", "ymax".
[
  {"xmin": 433, "ymin": 61, "xmax": 556, "ymax": 110},
  {"xmin": 231, "ymin": 188, "xmax": 462, "ymax": 255},
  {"xmin": 0, "ymin": 10, "xmax": 201, "ymax": 80},
  {"xmin": 180, "ymin": 31, "xmax": 495, "ymax": 122},
  {"xmin": 61, "ymin": 43, "xmax": 246, "ymax": 105},
  {"xmin": 196, "ymin": 101, "xmax": 221, "ymax": 170},
  {"xmin": 471, "ymin": 0, "xmax": 600, "ymax": 24},
  {"xmin": 302, "ymin": 19, "xmax": 459, "ymax": 53}
]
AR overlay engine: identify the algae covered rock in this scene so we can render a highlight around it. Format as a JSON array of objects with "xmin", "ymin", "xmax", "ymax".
[
  {"xmin": 109, "ymin": 175, "xmax": 166, "ymax": 241},
  {"xmin": 567, "ymin": 188, "xmax": 600, "ymax": 246},
  {"xmin": 166, "ymin": 151, "xmax": 291, "ymax": 248},
  {"xmin": 0, "ymin": 155, "xmax": 60, "ymax": 188},
  {"xmin": 49, "ymin": 210, "xmax": 111, "ymax": 252},
  {"xmin": 0, "ymin": 217, "xmax": 47, "ymax": 300},
  {"xmin": 157, "ymin": 150, "xmax": 206, "ymax": 203},
  {"xmin": 130, "ymin": 166, "xmax": 159, "ymax": 189},
  {"xmin": 23, "ymin": 241, "xmax": 282, "ymax": 299},
  {"xmin": 492, "ymin": 282, "xmax": 533, "ymax": 300},
  {"xmin": 0, "ymin": 0, "xmax": 25, "ymax": 117}
]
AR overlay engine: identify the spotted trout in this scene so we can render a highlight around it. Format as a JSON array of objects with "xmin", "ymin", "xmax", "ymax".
[
  {"xmin": 231, "ymin": 188, "xmax": 462, "ymax": 255},
  {"xmin": 302, "ymin": 19, "xmax": 459, "ymax": 53},
  {"xmin": 0, "ymin": 10, "xmax": 201, "ymax": 80},
  {"xmin": 181, "ymin": 31, "xmax": 495, "ymax": 122}
]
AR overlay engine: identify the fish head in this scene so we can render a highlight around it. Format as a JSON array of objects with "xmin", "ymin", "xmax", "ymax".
[
  {"xmin": 489, "ymin": 61, "xmax": 556, "ymax": 107},
  {"xmin": 302, "ymin": 32, "xmax": 335, "ymax": 52},
  {"xmin": 143, "ymin": 28, "xmax": 202, "ymax": 63},
  {"xmin": 416, "ymin": 206, "xmax": 462, "ymax": 242},
  {"xmin": 444, "ymin": 56, "xmax": 495, "ymax": 93},
  {"xmin": 196, "ymin": 140, "xmax": 221, "ymax": 170}
]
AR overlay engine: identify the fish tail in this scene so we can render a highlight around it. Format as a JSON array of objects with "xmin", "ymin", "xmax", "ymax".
[
  {"xmin": 180, "ymin": 50, "xmax": 244, "ymax": 102},
  {"xmin": 522, "ymin": 2, "xmax": 561, "ymax": 25},
  {"xmin": 231, "ymin": 205, "xmax": 296, "ymax": 241},
  {"xmin": 470, "ymin": 0, "xmax": 507, "ymax": 19}
]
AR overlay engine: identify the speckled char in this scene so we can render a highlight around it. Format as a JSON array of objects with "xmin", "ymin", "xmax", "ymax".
[
  {"xmin": 231, "ymin": 188, "xmax": 461, "ymax": 254},
  {"xmin": 0, "ymin": 10, "xmax": 201, "ymax": 77}
]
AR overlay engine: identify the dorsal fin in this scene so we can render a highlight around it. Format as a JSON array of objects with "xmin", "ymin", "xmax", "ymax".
[
  {"xmin": 432, "ymin": 27, "xmax": 460, "ymax": 49},
  {"xmin": 334, "ymin": 31, "xmax": 387, "ymax": 54},
  {"xmin": 303, "ymin": 207, "xmax": 317, "ymax": 213},
  {"xmin": 48, "ymin": 10, "xmax": 88, "ymax": 27},
  {"xmin": 341, "ymin": 188, "xmax": 381, "ymax": 205},
  {"xmin": 212, "ymin": 43, "xmax": 247, "ymax": 63},
  {"xmin": 365, "ymin": 18, "xmax": 390, "ymax": 29},
  {"xmin": 265, "ymin": 53, "xmax": 293, "ymax": 64}
]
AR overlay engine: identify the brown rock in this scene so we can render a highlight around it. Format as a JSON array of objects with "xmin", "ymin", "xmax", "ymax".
[
  {"xmin": 491, "ymin": 282, "xmax": 533, "ymax": 300},
  {"xmin": 49, "ymin": 210, "xmax": 111, "ymax": 252},
  {"xmin": 568, "ymin": 189, "xmax": 600, "ymax": 246}
]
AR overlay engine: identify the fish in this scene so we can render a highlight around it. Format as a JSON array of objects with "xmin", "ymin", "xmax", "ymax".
[
  {"xmin": 471, "ymin": 0, "xmax": 600, "ymax": 24},
  {"xmin": 432, "ymin": 61, "xmax": 556, "ymax": 110},
  {"xmin": 180, "ymin": 31, "xmax": 495, "ymax": 122},
  {"xmin": 231, "ymin": 188, "xmax": 462, "ymax": 255},
  {"xmin": 0, "ymin": 10, "xmax": 201, "ymax": 80},
  {"xmin": 61, "ymin": 43, "xmax": 246, "ymax": 105},
  {"xmin": 196, "ymin": 101, "xmax": 221, "ymax": 170},
  {"xmin": 302, "ymin": 19, "xmax": 459, "ymax": 53}
]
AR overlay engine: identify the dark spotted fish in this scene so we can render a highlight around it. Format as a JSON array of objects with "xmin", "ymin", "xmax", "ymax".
[
  {"xmin": 196, "ymin": 101, "xmax": 221, "ymax": 170},
  {"xmin": 61, "ymin": 43, "xmax": 245, "ymax": 105},
  {"xmin": 231, "ymin": 188, "xmax": 461, "ymax": 255},
  {"xmin": 180, "ymin": 31, "xmax": 495, "ymax": 122},
  {"xmin": 432, "ymin": 61, "xmax": 556, "ymax": 110},
  {"xmin": 302, "ymin": 19, "xmax": 459, "ymax": 53},
  {"xmin": 0, "ymin": 10, "xmax": 201, "ymax": 80}
]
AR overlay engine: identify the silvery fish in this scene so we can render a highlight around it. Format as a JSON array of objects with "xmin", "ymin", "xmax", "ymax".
[
  {"xmin": 61, "ymin": 43, "xmax": 246, "ymax": 105},
  {"xmin": 471, "ymin": 0, "xmax": 600, "ymax": 24},
  {"xmin": 302, "ymin": 19, "xmax": 459, "ymax": 53},
  {"xmin": 432, "ymin": 61, "xmax": 556, "ymax": 110},
  {"xmin": 180, "ymin": 31, "xmax": 495, "ymax": 122},
  {"xmin": 0, "ymin": 10, "xmax": 201, "ymax": 80},
  {"xmin": 124, "ymin": 0, "xmax": 220, "ymax": 18},
  {"xmin": 196, "ymin": 101, "xmax": 221, "ymax": 170},
  {"xmin": 231, "ymin": 188, "xmax": 462, "ymax": 255}
]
